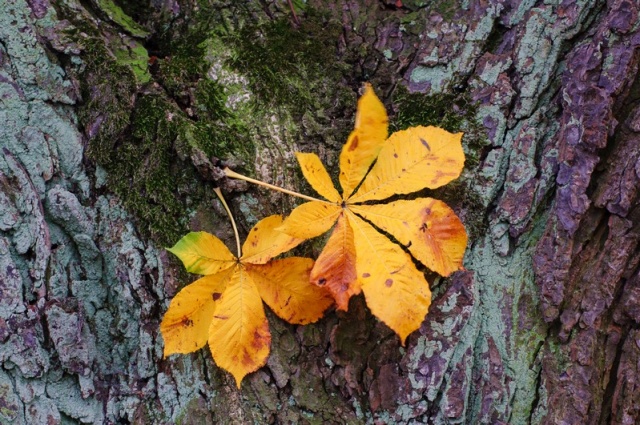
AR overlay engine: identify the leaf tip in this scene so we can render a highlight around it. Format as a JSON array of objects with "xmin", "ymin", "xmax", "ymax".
[
  {"xmin": 233, "ymin": 374, "xmax": 244, "ymax": 388},
  {"xmin": 162, "ymin": 347, "xmax": 174, "ymax": 359}
]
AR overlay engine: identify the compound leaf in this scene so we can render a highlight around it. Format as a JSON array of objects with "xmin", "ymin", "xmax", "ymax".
[{"xmin": 163, "ymin": 215, "xmax": 333, "ymax": 387}]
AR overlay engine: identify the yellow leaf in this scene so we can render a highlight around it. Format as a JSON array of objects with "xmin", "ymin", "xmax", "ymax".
[
  {"xmin": 347, "ymin": 212, "xmax": 431, "ymax": 345},
  {"xmin": 339, "ymin": 83, "xmax": 388, "ymax": 198},
  {"xmin": 277, "ymin": 201, "xmax": 342, "ymax": 239},
  {"xmin": 164, "ymin": 215, "xmax": 333, "ymax": 387},
  {"xmin": 309, "ymin": 213, "xmax": 360, "ymax": 311},
  {"xmin": 208, "ymin": 267, "xmax": 271, "ymax": 388},
  {"xmin": 296, "ymin": 153, "xmax": 341, "ymax": 203},
  {"xmin": 160, "ymin": 269, "xmax": 232, "ymax": 356},
  {"xmin": 349, "ymin": 126, "xmax": 464, "ymax": 203},
  {"xmin": 167, "ymin": 232, "xmax": 236, "ymax": 275},
  {"xmin": 241, "ymin": 215, "xmax": 304, "ymax": 265},
  {"xmin": 249, "ymin": 257, "xmax": 333, "ymax": 324},
  {"xmin": 351, "ymin": 198, "xmax": 467, "ymax": 276}
]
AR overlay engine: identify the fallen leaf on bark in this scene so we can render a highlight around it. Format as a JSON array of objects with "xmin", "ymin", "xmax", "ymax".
[
  {"xmin": 278, "ymin": 84, "xmax": 467, "ymax": 344},
  {"xmin": 161, "ymin": 215, "xmax": 333, "ymax": 387}
]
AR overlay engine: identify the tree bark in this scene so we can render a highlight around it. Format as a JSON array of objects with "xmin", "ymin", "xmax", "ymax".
[{"xmin": 1, "ymin": 0, "xmax": 639, "ymax": 424}]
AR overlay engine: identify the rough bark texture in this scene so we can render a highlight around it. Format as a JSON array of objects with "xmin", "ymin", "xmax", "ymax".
[{"xmin": 1, "ymin": 0, "xmax": 640, "ymax": 424}]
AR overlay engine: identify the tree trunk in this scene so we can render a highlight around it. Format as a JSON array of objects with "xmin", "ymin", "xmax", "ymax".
[{"xmin": 1, "ymin": 0, "xmax": 639, "ymax": 423}]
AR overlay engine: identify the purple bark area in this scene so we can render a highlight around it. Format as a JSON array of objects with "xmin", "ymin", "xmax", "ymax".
[{"xmin": 532, "ymin": 1, "xmax": 640, "ymax": 423}]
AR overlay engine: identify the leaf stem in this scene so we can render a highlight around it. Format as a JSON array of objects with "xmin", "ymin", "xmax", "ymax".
[
  {"xmin": 214, "ymin": 187, "xmax": 242, "ymax": 258},
  {"xmin": 223, "ymin": 167, "xmax": 330, "ymax": 204}
]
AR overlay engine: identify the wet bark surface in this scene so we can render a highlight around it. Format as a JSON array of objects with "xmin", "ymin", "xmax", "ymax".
[{"xmin": 1, "ymin": 0, "xmax": 640, "ymax": 424}]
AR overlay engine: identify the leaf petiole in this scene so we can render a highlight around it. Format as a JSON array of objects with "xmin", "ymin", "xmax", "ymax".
[
  {"xmin": 223, "ymin": 167, "xmax": 331, "ymax": 204},
  {"xmin": 214, "ymin": 187, "xmax": 242, "ymax": 258}
]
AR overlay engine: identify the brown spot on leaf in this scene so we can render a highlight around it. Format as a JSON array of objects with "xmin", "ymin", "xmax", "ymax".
[
  {"xmin": 214, "ymin": 315, "xmax": 229, "ymax": 320},
  {"xmin": 393, "ymin": 153, "xmax": 398, "ymax": 158},
  {"xmin": 181, "ymin": 318, "xmax": 193, "ymax": 327},
  {"xmin": 420, "ymin": 137, "xmax": 431, "ymax": 151},
  {"xmin": 420, "ymin": 223, "xmax": 428, "ymax": 232},
  {"xmin": 385, "ymin": 279, "xmax": 393, "ymax": 287},
  {"xmin": 362, "ymin": 272, "xmax": 371, "ymax": 278},
  {"xmin": 241, "ymin": 351, "xmax": 255, "ymax": 367},
  {"xmin": 252, "ymin": 329, "xmax": 266, "ymax": 349},
  {"xmin": 348, "ymin": 135, "xmax": 359, "ymax": 151},
  {"xmin": 212, "ymin": 292, "xmax": 222, "ymax": 301},
  {"xmin": 431, "ymin": 170, "xmax": 456, "ymax": 185},
  {"xmin": 317, "ymin": 278, "xmax": 327, "ymax": 286},
  {"xmin": 390, "ymin": 266, "xmax": 404, "ymax": 275}
]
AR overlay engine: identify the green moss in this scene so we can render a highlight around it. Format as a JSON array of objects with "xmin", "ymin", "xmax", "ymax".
[
  {"xmin": 77, "ymin": 32, "xmax": 215, "ymax": 246},
  {"xmin": 154, "ymin": 33, "xmax": 209, "ymax": 99},
  {"xmin": 95, "ymin": 0, "xmax": 149, "ymax": 37},
  {"xmin": 224, "ymin": 12, "xmax": 349, "ymax": 119},
  {"xmin": 104, "ymin": 94, "xmax": 213, "ymax": 245},
  {"xmin": 401, "ymin": 0, "xmax": 461, "ymax": 21},
  {"xmin": 193, "ymin": 79, "xmax": 228, "ymax": 121},
  {"xmin": 59, "ymin": 2, "xmax": 264, "ymax": 246},
  {"xmin": 76, "ymin": 38, "xmax": 137, "ymax": 165},
  {"xmin": 113, "ymin": 39, "xmax": 151, "ymax": 84}
]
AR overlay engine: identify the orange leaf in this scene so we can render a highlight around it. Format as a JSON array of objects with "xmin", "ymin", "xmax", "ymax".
[
  {"xmin": 266, "ymin": 85, "xmax": 466, "ymax": 344},
  {"xmin": 249, "ymin": 257, "xmax": 333, "ymax": 324},
  {"xmin": 351, "ymin": 198, "xmax": 467, "ymax": 276},
  {"xmin": 309, "ymin": 213, "xmax": 360, "ymax": 311},
  {"xmin": 339, "ymin": 83, "xmax": 389, "ymax": 198}
]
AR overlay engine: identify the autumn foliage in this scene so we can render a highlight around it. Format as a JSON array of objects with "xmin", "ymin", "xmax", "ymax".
[
  {"xmin": 277, "ymin": 84, "xmax": 467, "ymax": 344},
  {"xmin": 161, "ymin": 216, "xmax": 332, "ymax": 386},
  {"xmin": 161, "ymin": 84, "xmax": 467, "ymax": 386}
]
